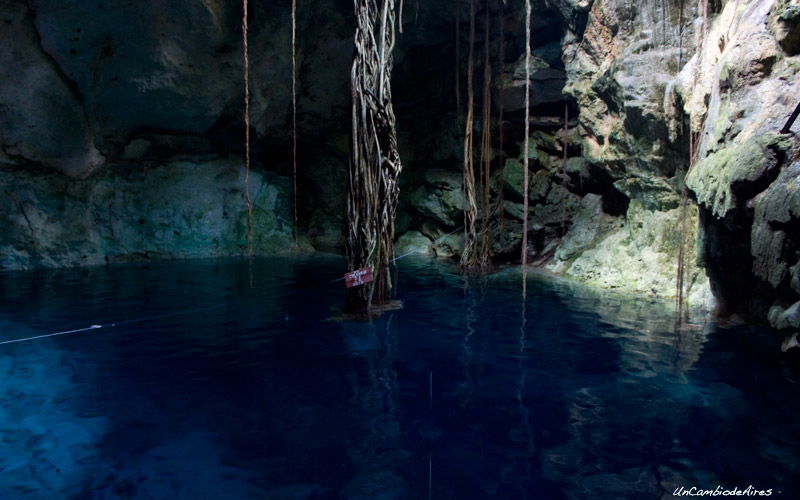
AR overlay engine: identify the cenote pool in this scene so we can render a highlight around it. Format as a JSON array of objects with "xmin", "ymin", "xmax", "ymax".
[{"xmin": 1, "ymin": 256, "xmax": 799, "ymax": 499}]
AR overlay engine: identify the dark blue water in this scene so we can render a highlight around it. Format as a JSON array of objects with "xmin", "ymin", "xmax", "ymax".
[{"xmin": 1, "ymin": 256, "xmax": 799, "ymax": 499}]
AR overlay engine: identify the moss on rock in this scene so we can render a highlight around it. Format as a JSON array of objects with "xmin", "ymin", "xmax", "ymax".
[{"xmin": 686, "ymin": 133, "xmax": 790, "ymax": 218}]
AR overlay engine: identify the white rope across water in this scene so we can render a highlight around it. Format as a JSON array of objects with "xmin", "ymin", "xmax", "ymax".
[
  {"xmin": 0, "ymin": 227, "xmax": 465, "ymax": 347},
  {"xmin": 0, "ymin": 306, "xmax": 227, "ymax": 347},
  {"xmin": 0, "ymin": 325, "xmax": 104, "ymax": 346}
]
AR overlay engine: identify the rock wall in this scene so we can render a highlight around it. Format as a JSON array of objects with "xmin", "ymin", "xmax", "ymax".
[
  {"xmin": 547, "ymin": 0, "xmax": 713, "ymax": 307},
  {"xmin": 3, "ymin": 0, "xmax": 800, "ymax": 329},
  {"xmin": 0, "ymin": 158, "xmax": 294, "ymax": 270},
  {"xmin": 534, "ymin": 0, "xmax": 800, "ymax": 322},
  {"xmin": 0, "ymin": 0, "xmax": 351, "ymax": 268},
  {"xmin": 450, "ymin": 0, "xmax": 712, "ymax": 308},
  {"xmin": 677, "ymin": 0, "xmax": 800, "ymax": 327},
  {"xmin": 387, "ymin": 0, "xmax": 715, "ymax": 310}
]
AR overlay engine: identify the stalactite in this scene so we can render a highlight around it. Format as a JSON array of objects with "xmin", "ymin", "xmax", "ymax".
[
  {"xmin": 292, "ymin": 0, "xmax": 298, "ymax": 248},
  {"xmin": 345, "ymin": 0, "xmax": 403, "ymax": 313},
  {"xmin": 521, "ymin": 0, "xmax": 531, "ymax": 267},
  {"xmin": 242, "ymin": 0, "xmax": 253, "ymax": 259},
  {"xmin": 460, "ymin": 0, "xmax": 479, "ymax": 269},
  {"xmin": 478, "ymin": 0, "xmax": 492, "ymax": 268}
]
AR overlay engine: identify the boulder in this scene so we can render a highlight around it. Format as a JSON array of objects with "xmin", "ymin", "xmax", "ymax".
[
  {"xmin": 499, "ymin": 54, "xmax": 567, "ymax": 112},
  {"xmin": 395, "ymin": 231, "xmax": 433, "ymax": 257},
  {"xmin": 773, "ymin": 301, "xmax": 800, "ymax": 330},
  {"xmin": 554, "ymin": 194, "xmax": 606, "ymax": 261},
  {"xmin": 431, "ymin": 232, "xmax": 464, "ymax": 259},
  {"xmin": 501, "ymin": 159, "xmax": 550, "ymax": 202},
  {"xmin": 407, "ymin": 168, "xmax": 464, "ymax": 227},
  {"xmin": 686, "ymin": 133, "xmax": 791, "ymax": 218}
]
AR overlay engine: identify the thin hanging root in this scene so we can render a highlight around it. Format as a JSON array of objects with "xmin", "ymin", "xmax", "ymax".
[
  {"xmin": 521, "ymin": 0, "xmax": 531, "ymax": 267},
  {"xmin": 496, "ymin": 0, "xmax": 506, "ymax": 230},
  {"xmin": 676, "ymin": 130, "xmax": 701, "ymax": 324},
  {"xmin": 242, "ymin": 0, "xmax": 253, "ymax": 259},
  {"xmin": 292, "ymin": 0, "xmax": 298, "ymax": 247},
  {"xmin": 561, "ymin": 104, "xmax": 568, "ymax": 237},
  {"xmin": 478, "ymin": 0, "xmax": 492, "ymax": 269},
  {"xmin": 461, "ymin": 0, "xmax": 478, "ymax": 269}
]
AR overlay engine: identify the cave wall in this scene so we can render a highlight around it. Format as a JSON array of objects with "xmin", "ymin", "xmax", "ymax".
[
  {"xmin": 536, "ymin": 0, "xmax": 799, "ymax": 323},
  {"xmin": 458, "ymin": 0, "xmax": 713, "ymax": 308},
  {"xmin": 0, "ymin": 0, "xmax": 354, "ymax": 268},
  {"xmin": 677, "ymin": 0, "xmax": 800, "ymax": 327},
  {"xmin": 2, "ymin": 0, "xmax": 800, "ymax": 328}
]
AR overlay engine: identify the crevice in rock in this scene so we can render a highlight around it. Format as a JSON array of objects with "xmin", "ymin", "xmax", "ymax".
[{"xmin": 23, "ymin": 3, "xmax": 92, "ymax": 143}]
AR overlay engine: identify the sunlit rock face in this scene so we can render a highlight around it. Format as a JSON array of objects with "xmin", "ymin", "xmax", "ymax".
[
  {"xmin": 676, "ymin": 0, "xmax": 800, "ymax": 323},
  {"xmin": 533, "ymin": 0, "xmax": 800, "ymax": 322},
  {"xmin": 516, "ymin": 0, "xmax": 712, "ymax": 308}
]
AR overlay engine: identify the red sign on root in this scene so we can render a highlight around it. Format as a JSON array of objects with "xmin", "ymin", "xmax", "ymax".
[{"xmin": 344, "ymin": 268, "xmax": 373, "ymax": 288}]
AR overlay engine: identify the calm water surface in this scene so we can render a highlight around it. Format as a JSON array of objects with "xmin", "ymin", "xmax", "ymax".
[{"xmin": 0, "ymin": 256, "xmax": 798, "ymax": 499}]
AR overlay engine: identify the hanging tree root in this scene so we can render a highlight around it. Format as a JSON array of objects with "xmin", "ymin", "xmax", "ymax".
[
  {"xmin": 521, "ymin": 0, "xmax": 531, "ymax": 267},
  {"xmin": 675, "ymin": 129, "xmax": 703, "ymax": 325},
  {"xmin": 292, "ymin": 0, "xmax": 299, "ymax": 247},
  {"xmin": 495, "ymin": 0, "xmax": 506, "ymax": 231},
  {"xmin": 345, "ymin": 0, "xmax": 403, "ymax": 314},
  {"xmin": 461, "ymin": 0, "xmax": 480, "ymax": 269},
  {"xmin": 242, "ymin": 0, "xmax": 253, "ymax": 258},
  {"xmin": 478, "ymin": 0, "xmax": 492, "ymax": 269}
]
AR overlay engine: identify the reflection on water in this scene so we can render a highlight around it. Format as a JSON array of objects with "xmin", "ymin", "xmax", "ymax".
[{"xmin": 0, "ymin": 255, "xmax": 798, "ymax": 499}]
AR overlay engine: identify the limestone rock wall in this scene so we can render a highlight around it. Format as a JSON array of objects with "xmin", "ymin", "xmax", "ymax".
[
  {"xmin": 507, "ymin": 0, "xmax": 713, "ymax": 308},
  {"xmin": 3, "ymin": 0, "xmax": 799, "ymax": 328},
  {"xmin": 542, "ymin": 0, "xmax": 800, "ymax": 322},
  {"xmin": 677, "ymin": 0, "xmax": 800, "ymax": 325},
  {"xmin": 0, "ymin": 159, "xmax": 294, "ymax": 270},
  {"xmin": 0, "ymin": 0, "xmax": 350, "ymax": 268}
]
